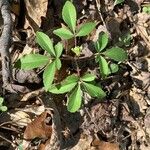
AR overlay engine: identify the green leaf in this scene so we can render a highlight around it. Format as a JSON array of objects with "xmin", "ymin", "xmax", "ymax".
[
  {"xmin": 143, "ymin": 7, "xmax": 148, "ymax": 13},
  {"xmin": 36, "ymin": 32, "xmax": 55, "ymax": 57},
  {"xmin": 114, "ymin": 0, "xmax": 124, "ymax": 6},
  {"xmin": 49, "ymin": 83, "xmax": 77, "ymax": 94},
  {"xmin": 81, "ymin": 73, "xmax": 96, "ymax": 82},
  {"xmin": 0, "ymin": 106, "xmax": 7, "ymax": 112},
  {"xmin": 71, "ymin": 46, "xmax": 81, "ymax": 56},
  {"xmin": 64, "ymin": 74, "xmax": 79, "ymax": 83},
  {"xmin": 76, "ymin": 22, "xmax": 96, "ymax": 37},
  {"xmin": 98, "ymin": 56, "xmax": 109, "ymax": 77},
  {"xmin": 108, "ymin": 63, "xmax": 119, "ymax": 74},
  {"xmin": 49, "ymin": 74, "xmax": 78, "ymax": 94},
  {"xmin": 53, "ymin": 28, "xmax": 74, "ymax": 39},
  {"xmin": 95, "ymin": 32, "xmax": 109, "ymax": 52},
  {"xmin": 43, "ymin": 61, "xmax": 56, "ymax": 91},
  {"xmin": 55, "ymin": 42, "xmax": 63, "ymax": 58},
  {"xmin": 15, "ymin": 54, "xmax": 49, "ymax": 70},
  {"xmin": 0, "ymin": 97, "xmax": 4, "ymax": 105},
  {"xmin": 55, "ymin": 58, "xmax": 62, "ymax": 70},
  {"xmin": 67, "ymin": 84, "xmax": 82, "ymax": 112},
  {"xmin": 103, "ymin": 47, "xmax": 127, "ymax": 62},
  {"xmin": 62, "ymin": 1, "xmax": 76, "ymax": 32},
  {"xmin": 50, "ymin": 83, "xmax": 76, "ymax": 94},
  {"xmin": 18, "ymin": 143, "xmax": 23, "ymax": 150},
  {"xmin": 82, "ymin": 82, "xmax": 106, "ymax": 98}
]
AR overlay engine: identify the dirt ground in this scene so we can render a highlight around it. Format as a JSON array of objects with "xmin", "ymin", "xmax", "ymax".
[{"xmin": 0, "ymin": 0, "xmax": 150, "ymax": 150}]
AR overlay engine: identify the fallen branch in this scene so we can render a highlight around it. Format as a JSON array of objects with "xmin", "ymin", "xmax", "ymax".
[
  {"xmin": 0, "ymin": 0, "xmax": 13, "ymax": 87},
  {"xmin": 0, "ymin": 0, "xmax": 30, "ymax": 93}
]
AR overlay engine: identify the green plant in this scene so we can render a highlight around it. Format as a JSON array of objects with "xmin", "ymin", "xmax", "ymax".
[
  {"xmin": 94, "ymin": 32, "xmax": 127, "ymax": 77},
  {"xmin": 48, "ymin": 73, "xmax": 106, "ymax": 112},
  {"xmin": 15, "ymin": 32, "xmax": 63, "ymax": 91},
  {"xmin": 15, "ymin": 1, "xmax": 128, "ymax": 113},
  {"xmin": 142, "ymin": 5, "xmax": 150, "ymax": 14},
  {"xmin": 0, "ymin": 97, "xmax": 7, "ymax": 112},
  {"xmin": 114, "ymin": 0, "xmax": 125, "ymax": 6}
]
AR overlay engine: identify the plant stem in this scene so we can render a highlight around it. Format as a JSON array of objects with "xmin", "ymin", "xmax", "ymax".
[
  {"xmin": 74, "ymin": 36, "xmax": 80, "ymax": 76},
  {"xmin": 61, "ymin": 53, "xmax": 98, "ymax": 61},
  {"xmin": 75, "ymin": 57, "xmax": 80, "ymax": 76},
  {"xmin": 65, "ymin": 40, "xmax": 68, "ymax": 55},
  {"xmin": 74, "ymin": 36, "xmax": 77, "ymax": 47}
]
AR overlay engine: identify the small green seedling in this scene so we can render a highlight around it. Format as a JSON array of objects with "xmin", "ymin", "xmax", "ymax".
[
  {"xmin": 15, "ymin": 1, "xmax": 127, "ymax": 113},
  {"xmin": 0, "ymin": 97, "xmax": 7, "ymax": 112},
  {"xmin": 142, "ymin": 5, "xmax": 150, "ymax": 14},
  {"xmin": 71, "ymin": 46, "xmax": 82, "ymax": 56}
]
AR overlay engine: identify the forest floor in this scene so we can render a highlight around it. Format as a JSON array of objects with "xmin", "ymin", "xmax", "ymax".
[{"xmin": 0, "ymin": 0, "xmax": 150, "ymax": 150}]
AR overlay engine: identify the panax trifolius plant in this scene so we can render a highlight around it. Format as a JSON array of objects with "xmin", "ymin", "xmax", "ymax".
[{"xmin": 15, "ymin": 1, "xmax": 127, "ymax": 112}]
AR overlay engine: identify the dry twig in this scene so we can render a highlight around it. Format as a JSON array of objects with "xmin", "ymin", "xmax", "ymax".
[
  {"xmin": 95, "ymin": 0, "xmax": 107, "ymax": 29},
  {"xmin": 0, "ymin": 0, "xmax": 29, "ymax": 93}
]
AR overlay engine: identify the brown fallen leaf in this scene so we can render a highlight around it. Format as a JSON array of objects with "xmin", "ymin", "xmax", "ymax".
[
  {"xmin": 10, "ymin": 0, "xmax": 20, "ymax": 16},
  {"xmin": 38, "ymin": 139, "xmax": 51, "ymax": 150},
  {"xmin": 24, "ymin": 0, "xmax": 48, "ymax": 31},
  {"xmin": 92, "ymin": 139, "xmax": 120, "ymax": 150},
  {"xmin": 24, "ymin": 111, "xmax": 52, "ymax": 140}
]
